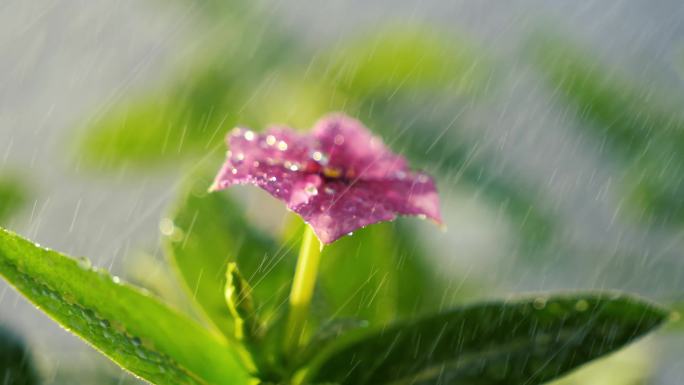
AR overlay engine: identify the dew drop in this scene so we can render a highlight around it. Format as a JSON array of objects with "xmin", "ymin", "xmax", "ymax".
[
  {"xmin": 324, "ymin": 186, "xmax": 335, "ymax": 195},
  {"xmin": 312, "ymin": 151, "xmax": 329, "ymax": 165},
  {"xmin": 277, "ymin": 141, "xmax": 288, "ymax": 151},
  {"xmin": 268, "ymin": 176, "xmax": 277, "ymax": 182},
  {"xmin": 243, "ymin": 130, "xmax": 255, "ymax": 141},
  {"xmin": 266, "ymin": 135, "xmax": 277, "ymax": 146},
  {"xmin": 232, "ymin": 152, "xmax": 245, "ymax": 165},
  {"xmin": 231, "ymin": 168, "xmax": 238, "ymax": 175},
  {"xmin": 285, "ymin": 161, "xmax": 301, "ymax": 171},
  {"xmin": 77, "ymin": 257, "xmax": 92, "ymax": 270},
  {"xmin": 305, "ymin": 185, "xmax": 318, "ymax": 196},
  {"xmin": 158, "ymin": 218, "xmax": 175, "ymax": 236},
  {"xmin": 533, "ymin": 297, "xmax": 547, "ymax": 309},
  {"xmin": 112, "ymin": 276, "xmax": 121, "ymax": 284},
  {"xmin": 574, "ymin": 299, "xmax": 589, "ymax": 312}
]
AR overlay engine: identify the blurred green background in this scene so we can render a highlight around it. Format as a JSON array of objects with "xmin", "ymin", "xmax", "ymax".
[{"xmin": 1, "ymin": 0, "xmax": 684, "ymax": 384}]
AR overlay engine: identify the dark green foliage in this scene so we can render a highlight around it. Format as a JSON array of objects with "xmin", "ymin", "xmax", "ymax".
[
  {"xmin": 307, "ymin": 294, "xmax": 667, "ymax": 385},
  {"xmin": 0, "ymin": 325, "xmax": 39, "ymax": 385}
]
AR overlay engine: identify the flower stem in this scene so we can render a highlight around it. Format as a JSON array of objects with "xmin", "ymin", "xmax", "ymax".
[{"xmin": 284, "ymin": 225, "xmax": 322, "ymax": 356}]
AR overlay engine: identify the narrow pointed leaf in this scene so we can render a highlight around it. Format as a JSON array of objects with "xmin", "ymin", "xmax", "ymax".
[
  {"xmin": 306, "ymin": 294, "xmax": 667, "ymax": 385},
  {"xmin": 0, "ymin": 227, "xmax": 251, "ymax": 385}
]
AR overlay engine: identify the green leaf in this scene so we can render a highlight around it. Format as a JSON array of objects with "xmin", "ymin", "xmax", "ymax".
[
  {"xmin": 529, "ymin": 34, "xmax": 684, "ymax": 225},
  {"xmin": 165, "ymin": 173, "xmax": 296, "ymax": 340},
  {"xmin": 285, "ymin": 218, "xmax": 444, "ymax": 328},
  {"xmin": 323, "ymin": 26, "xmax": 491, "ymax": 99},
  {"xmin": 75, "ymin": 25, "xmax": 299, "ymax": 171},
  {"xmin": 0, "ymin": 325, "xmax": 39, "ymax": 385},
  {"xmin": 0, "ymin": 227, "xmax": 252, "ymax": 385},
  {"xmin": 305, "ymin": 294, "xmax": 668, "ymax": 385},
  {"xmin": 0, "ymin": 174, "xmax": 29, "ymax": 224},
  {"xmin": 664, "ymin": 301, "xmax": 683, "ymax": 331}
]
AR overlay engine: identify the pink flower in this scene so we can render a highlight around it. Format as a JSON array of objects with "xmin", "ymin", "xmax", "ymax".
[{"xmin": 211, "ymin": 113, "xmax": 442, "ymax": 244}]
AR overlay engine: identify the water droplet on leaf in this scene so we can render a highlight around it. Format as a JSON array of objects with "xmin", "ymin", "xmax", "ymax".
[
  {"xmin": 533, "ymin": 297, "xmax": 547, "ymax": 309},
  {"xmin": 574, "ymin": 299, "xmax": 589, "ymax": 312},
  {"xmin": 77, "ymin": 257, "xmax": 92, "ymax": 270}
]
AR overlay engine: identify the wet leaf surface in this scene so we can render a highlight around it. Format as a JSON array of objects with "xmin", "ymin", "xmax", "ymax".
[
  {"xmin": 307, "ymin": 294, "xmax": 667, "ymax": 385},
  {"xmin": 0, "ymin": 227, "xmax": 251, "ymax": 385}
]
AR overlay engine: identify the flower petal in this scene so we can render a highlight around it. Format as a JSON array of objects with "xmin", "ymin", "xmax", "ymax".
[
  {"xmin": 211, "ymin": 114, "xmax": 443, "ymax": 244},
  {"xmin": 225, "ymin": 126, "xmax": 314, "ymax": 169},
  {"xmin": 294, "ymin": 173, "xmax": 442, "ymax": 244},
  {"xmin": 312, "ymin": 114, "xmax": 408, "ymax": 180}
]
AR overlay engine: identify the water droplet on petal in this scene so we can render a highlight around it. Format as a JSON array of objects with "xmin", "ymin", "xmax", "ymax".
[
  {"xmin": 112, "ymin": 276, "xmax": 121, "ymax": 284},
  {"xmin": 243, "ymin": 130, "xmax": 255, "ymax": 141},
  {"xmin": 312, "ymin": 151, "xmax": 329, "ymax": 165},
  {"xmin": 268, "ymin": 176, "xmax": 277, "ymax": 182},
  {"xmin": 285, "ymin": 161, "xmax": 301, "ymax": 171},
  {"xmin": 277, "ymin": 141, "xmax": 288, "ymax": 151},
  {"xmin": 266, "ymin": 135, "xmax": 277, "ymax": 146},
  {"xmin": 232, "ymin": 152, "xmax": 245, "ymax": 165},
  {"xmin": 305, "ymin": 185, "xmax": 318, "ymax": 196},
  {"xmin": 231, "ymin": 168, "xmax": 238, "ymax": 175},
  {"xmin": 324, "ymin": 186, "xmax": 335, "ymax": 195}
]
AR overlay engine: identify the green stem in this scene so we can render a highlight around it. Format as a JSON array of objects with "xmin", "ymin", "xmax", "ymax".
[{"xmin": 284, "ymin": 225, "xmax": 322, "ymax": 356}]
